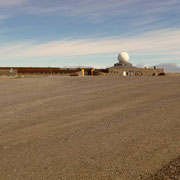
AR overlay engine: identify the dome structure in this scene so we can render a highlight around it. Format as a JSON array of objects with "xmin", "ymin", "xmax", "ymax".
[
  {"xmin": 113, "ymin": 52, "xmax": 134, "ymax": 68},
  {"xmin": 118, "ymin": 52, "xmax": 129, "ymax": 62}
]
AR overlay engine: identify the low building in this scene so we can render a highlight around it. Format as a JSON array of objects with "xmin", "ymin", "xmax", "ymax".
[
  {"xmin": 0, "ymin": 69, "xmax": 17, "ymax": 76},
  {"xmin": 0, "ymin": 52, "xmax": 164, "ymax": 77},
  {"xmin": 108, "ymin": 66, "xmax": 164, "ymax": 76},
  {"xmin": 94, "ymin": 52, "xmax": 164, "ymax": 76}
]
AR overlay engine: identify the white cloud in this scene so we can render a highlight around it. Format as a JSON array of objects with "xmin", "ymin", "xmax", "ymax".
[
  {"xmin": 25, "ymin": 0, "xmax": 135, "ymax": 22},
  {"xmin": 24, "ymin": 0, "xmax": 180, "ymax": 23},
  {"xmin": 156, "ymin": 63, "xmax": 180, "ymax": 73},
  {"xmin": 136, "ymin": 63, "xmax": 180, "ymax": 72},
  {"xmin": 0, "ymin": 28, "xmax": 180, "ymax": 66},
  {"xmin": 0, "ymin": 15, "xmax": 9, "ymax": 20},
  {"xmin": 132, "ymin": 16, "xmax": 161, "ymax": 27},
  {"xmin": 1, "ymin": 0, "xmax": 180, "ymax": 25},
  {"xmin": 0, "ymin": 0, "xmax": 27, "ymax": 7},
  {"xmin": 0, "ymin": 15, "xmax": 10, "ymax": 24}
]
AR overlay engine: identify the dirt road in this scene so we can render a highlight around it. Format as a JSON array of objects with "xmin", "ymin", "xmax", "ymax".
[{"xmin": 0, "ymin": 76, "xmax": 180, "ymax": 180}]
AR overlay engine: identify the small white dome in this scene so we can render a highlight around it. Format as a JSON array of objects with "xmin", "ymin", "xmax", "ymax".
[{"xmin": 118, "ymin": 52, "xmax": 130, "ymax": 62}]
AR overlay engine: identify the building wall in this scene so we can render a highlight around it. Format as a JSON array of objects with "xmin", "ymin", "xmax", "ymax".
[
  {"xmin": 0, "ymin": 67, "xmax": 164, "ymax": 76},
  {"xmin": 108, "ymin": 68, "xmax": 164, "ymax": 76},
  {"xmin": 0, "ymin": 67, "xmax": 82, "ymax": 76},
  {"xmin": 0, "ymin": 70, "xmax": 17, "ymax": 76}
]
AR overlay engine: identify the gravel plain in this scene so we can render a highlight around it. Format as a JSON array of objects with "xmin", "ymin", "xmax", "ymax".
[{"xmin": 0, "ymin": 76, "xmax": 180, "ymax": 180}]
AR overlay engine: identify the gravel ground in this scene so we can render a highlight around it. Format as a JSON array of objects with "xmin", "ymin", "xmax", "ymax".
[
  {"xmin": 0, "ymin": 76, "xmax": 180, "ymax": 180},
  {"xmin": 146, "ymin": 156, "xmax": 180, "ymax": 180}
]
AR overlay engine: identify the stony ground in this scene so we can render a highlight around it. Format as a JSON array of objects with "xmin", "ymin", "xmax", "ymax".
[
  {"xmin": 146, "ymin": 156, "xmax": 180, "ymax": 180},
  {"xmin": 0, "ymin": 76, "xmax": 179, "ymax": 180}
]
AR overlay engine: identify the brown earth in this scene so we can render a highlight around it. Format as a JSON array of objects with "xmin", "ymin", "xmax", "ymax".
[
  {"xmin": 166, "ymin": 73, "xmax": 180, "ymax": 76},
  {"xmin": 146, "ymin": 156, "xmax": 180, "ymax": 180},
  {"xmin": 0, "ymin": 76, "xmax": 180, "ymax": 180}
]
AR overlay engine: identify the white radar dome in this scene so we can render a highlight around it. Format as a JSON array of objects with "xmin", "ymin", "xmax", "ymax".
[{"xmin": 118, "ymin": 52, "xmax": 129, "ymax": 62}]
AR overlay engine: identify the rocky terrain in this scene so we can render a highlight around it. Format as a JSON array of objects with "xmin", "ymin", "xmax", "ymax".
[{"xmin": 0, "ymin": 76, "xmax": 179, "ymax": 180}]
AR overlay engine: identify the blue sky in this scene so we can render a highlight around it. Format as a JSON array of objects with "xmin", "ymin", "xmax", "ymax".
[{"xmin": 0, "ymin": 0, "xmax": 180, "ymax": 70}]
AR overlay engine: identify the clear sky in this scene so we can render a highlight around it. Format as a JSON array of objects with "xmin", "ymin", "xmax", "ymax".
[{"xmin": 0, "ymin": 0, "xmax": 180, "ymax": 70}]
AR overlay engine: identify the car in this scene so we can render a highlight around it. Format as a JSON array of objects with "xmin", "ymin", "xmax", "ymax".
[{"xmin": 70, "ymin": 73, "xmax": 79, "ymax": 76}]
